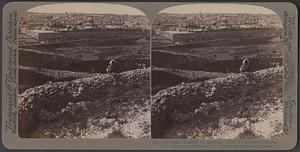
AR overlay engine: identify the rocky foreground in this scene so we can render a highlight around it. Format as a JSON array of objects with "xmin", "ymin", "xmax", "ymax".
[
  {"xmin": 152, "ymin": 67, "xmax": 283, "ymax": 139},
  {"xmin": 18, "ymin": 68, "xmax": 150, "ymax": 138}
]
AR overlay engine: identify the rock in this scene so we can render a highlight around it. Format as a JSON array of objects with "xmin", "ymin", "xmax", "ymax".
[
  {"xmin": 18, "ymin": 68, "xmax": 150, "ymax": 138},
  {"xmin": 151, "ymin": 67, "xmax": 282, "ymax": 138}
]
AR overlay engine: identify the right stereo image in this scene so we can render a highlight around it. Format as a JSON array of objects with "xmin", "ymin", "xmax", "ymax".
[{"xmin": 151, "ymin": 4, "xmax": 283, "ymax": 139}]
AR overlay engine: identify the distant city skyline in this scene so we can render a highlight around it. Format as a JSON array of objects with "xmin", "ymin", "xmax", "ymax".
[
  {"xmin": 160, "ymin": 4, "xmax": 277, "ymax": 14},
  {"xmin": 27, "ymin": 3, "xmax": 145, "ymax": 16}
]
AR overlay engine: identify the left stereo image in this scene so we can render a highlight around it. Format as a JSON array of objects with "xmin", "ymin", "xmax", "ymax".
[{"xmin": 18, "ymin": 3, "xmax": 151, "ymax": 138}]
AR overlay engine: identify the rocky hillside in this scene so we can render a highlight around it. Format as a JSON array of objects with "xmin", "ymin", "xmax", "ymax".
[
  {"xmin": 151, "ymin": 50, "xmax": 214, "ymax": 70},
  {"xmin": 19, "ymin": 48, "xmax": 78, "ymax": 69},
  {"xmin": 152, "ymin": 67, "xmax": 283, "ymax": 139},
  {"xmin": 151, "ymin": 67, "xmax": 233, "ymax": 95},
  {"xmin": 19, "ymin": 65, "xmax": 98, "ymax": 93},
  {"xmin": 19, "ymin": 65, "xmax": 95, "ymax": 79},
  {"xmin": 152, "ymin": 67, "xmax": 233, "ymax": 80},
  {"xmin": 18, "ymin": 68, "xmax": 150, "ymax": 138}
]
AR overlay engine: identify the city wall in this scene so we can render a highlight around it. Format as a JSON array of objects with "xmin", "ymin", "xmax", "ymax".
[
  {"xmin": 158, "ymin": 28, "xmax": 282, "ymax": 43},
  {"xmin": 24, "ymin": 29, "xmax": 148, "ymax": 42}
]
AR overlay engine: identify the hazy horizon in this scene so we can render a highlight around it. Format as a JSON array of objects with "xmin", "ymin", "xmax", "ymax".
[
  {"xmin": 27, "ymin": 3, "xmax": 146, "ymax": 16},
  {"xmin": 26, "ymin": 11, "xmax": 145, "ymax": 16},
  {"xmin": 159, "ymin": 4, "xmax": 277, "ymax": 15}
]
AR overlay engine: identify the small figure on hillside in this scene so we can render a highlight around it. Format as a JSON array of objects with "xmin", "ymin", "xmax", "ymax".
[
  {"xmin": 48, "ymin": 81, "xmax": 53, "ymax": 85},
  {"xmin": 78, "ymin": 85, "xmax": 83, "ymax": 94},
  {"xmin": 73, "ymin": 84, "xmax": 83, "ymax": 97},
  {"xmin": 239, "ymin": 58, "xmax": 250, "ymax": 73},
  {"xmin": 106, "ymin": 59, "xmax": 117, "ymax": 74},
  {"xmin": 272, "ymin": 59, "xmax": 280, "ymax": 68},
  {"xmin": 138, "ymin": 63, "xmax": 146, "ymax": 69}
]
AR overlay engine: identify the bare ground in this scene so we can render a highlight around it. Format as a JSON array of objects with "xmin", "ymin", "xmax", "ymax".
[
  {"xmin": 151, "ymin": 67, "xmax": 283, "ymax": 139},
  {"xmin": 18, "ymin": 68, "xmax": 151, "ymax": 138}
]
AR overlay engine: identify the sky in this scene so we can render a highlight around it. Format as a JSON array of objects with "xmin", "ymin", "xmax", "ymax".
[
  {"xmin": 160, "ymin": 4, "xmax": 277, "ymax": 14},
  {"xmin": 27, "ymin": 3, "xmax": 145, "ymax": 16}
]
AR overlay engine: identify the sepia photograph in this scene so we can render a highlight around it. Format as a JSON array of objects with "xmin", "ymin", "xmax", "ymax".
[
  {"xmin": 151, "ymin": 4, "xmax": 284, "ymax": 139},
  {"xmin": 18, "ymin": 3, "xmax": 151, "ymax": 138}
]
